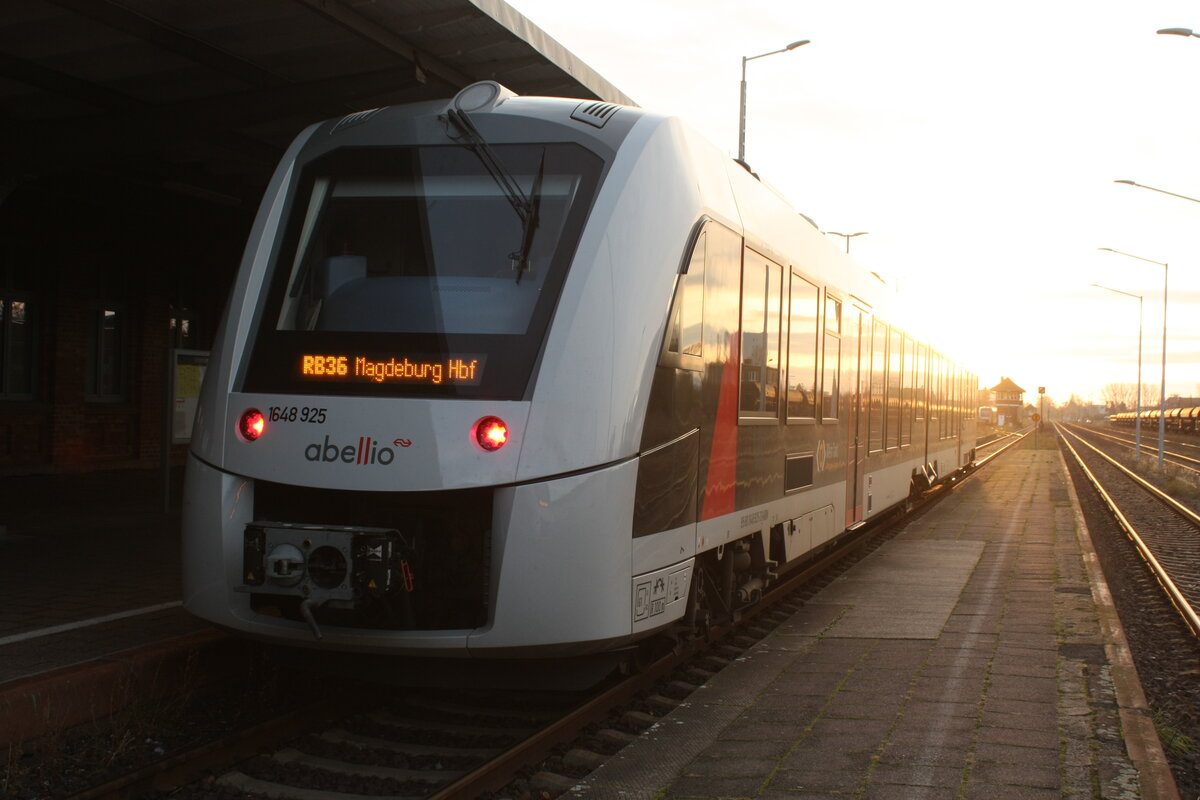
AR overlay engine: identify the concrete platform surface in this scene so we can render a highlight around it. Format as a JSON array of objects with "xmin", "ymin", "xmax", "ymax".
[
  {"xmin": 569, "ymin": 449, "xmax": 1178, "ymax": 800},
  {"xmin": 0, "ymin": 467, "xmax": 208, "ymax": 685}
]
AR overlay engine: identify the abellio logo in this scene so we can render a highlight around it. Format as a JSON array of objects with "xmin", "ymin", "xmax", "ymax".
[{"xmin": 305, "ymin": 435, "xmax": 395, "ymax": 466}]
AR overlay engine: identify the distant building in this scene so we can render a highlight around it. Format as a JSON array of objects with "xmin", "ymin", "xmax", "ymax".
[{"xmin": 990, "ymin": 377, "xmax": 1025, "ymax": 427}]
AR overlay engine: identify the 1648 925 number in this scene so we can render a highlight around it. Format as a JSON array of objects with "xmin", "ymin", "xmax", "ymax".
[{"xmin": 268, "ymin": 406, "xmax": 327, "ymax": 424}]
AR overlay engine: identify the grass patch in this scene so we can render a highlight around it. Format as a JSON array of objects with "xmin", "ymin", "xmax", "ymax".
[{"xmin": 1154, "ymin": 705, "xmax": 1196, "ymax": 756}]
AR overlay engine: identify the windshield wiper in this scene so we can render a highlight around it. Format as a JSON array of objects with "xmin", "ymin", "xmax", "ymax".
[
  {"xmin": 511, "ymin": 151, "xmax": 544, "ymax": 284},
  {"xmin": 444, "ymin": 108, "xmax": 542, "ymax": 283}
]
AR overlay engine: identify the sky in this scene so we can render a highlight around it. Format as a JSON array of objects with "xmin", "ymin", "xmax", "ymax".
[{"xmin": 506, "ymin": 0, "xmax": 1200, "ymax": 407}]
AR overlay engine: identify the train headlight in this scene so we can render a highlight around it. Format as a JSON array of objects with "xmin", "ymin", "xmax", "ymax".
[
  {"xmin": 474, "ymin": 416, "xmax": 509, "ymax": 451},
  {"xmin": 238, "ymin": 408, "xmax": 266, "ymax": 441}
]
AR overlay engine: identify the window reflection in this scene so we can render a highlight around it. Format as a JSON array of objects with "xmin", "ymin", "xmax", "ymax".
[
  {"xmin": 739, "ymin": 252, "xmax": 781, "ymax": 417},
  {"xmin": 786, "ymin": 273, "xmax": 818, "ymax": 419}
]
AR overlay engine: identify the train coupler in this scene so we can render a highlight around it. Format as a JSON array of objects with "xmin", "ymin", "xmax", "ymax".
[
  {"xmin": 299, "ymin": 599, "xmax": 323, "ymax": 640},
  {"xmin": 241, "ymin": 523, "xmax": 413, "ymax": 626}
]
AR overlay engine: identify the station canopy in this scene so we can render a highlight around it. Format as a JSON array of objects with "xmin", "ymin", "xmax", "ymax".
[{"xmin": 0, "ymin": 0, "xmax": 635, "ymax": 208}]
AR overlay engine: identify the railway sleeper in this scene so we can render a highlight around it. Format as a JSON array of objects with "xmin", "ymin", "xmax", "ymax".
[
  {"xmin": 593, "ymin": 728, "xmax": 638, "ymax": 750},
  {"xmin": 273, "ymin": 746, "xmax": 460, "ymax": 782},
  {"xmin": 319, "ymin": 728, "xmax": 501, "ymax": 759},
  {"xmin": 530, "ymin": 771, "xmax": 579, "ymax": 796},
  {"xmin": 563, "ymin": 747, "xmax": 609, "ymax": 772}
]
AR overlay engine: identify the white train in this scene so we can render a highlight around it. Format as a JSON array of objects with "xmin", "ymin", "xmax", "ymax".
[{"xmin": 182, "ymin": 82, "xmax": 977, "ymax": 662}]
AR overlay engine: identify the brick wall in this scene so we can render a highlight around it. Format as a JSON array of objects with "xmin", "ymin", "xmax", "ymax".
[{"xmin": 0, "ymin": 180, "xmax": 249, "ymax": 474}]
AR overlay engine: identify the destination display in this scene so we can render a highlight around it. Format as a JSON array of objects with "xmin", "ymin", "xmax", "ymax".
[{"xmin": 299, "ymin": 354, "xmax": 484, "ymax": 386}]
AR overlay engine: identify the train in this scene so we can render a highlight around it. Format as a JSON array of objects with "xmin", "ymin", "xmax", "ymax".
[
  {"xmin": 1109, "ymin": 406, "xmax": 1200, "ymax": 433},
  {"xmin": 181, "ymin": 81, "xmax": 978, "ymax": 667}
]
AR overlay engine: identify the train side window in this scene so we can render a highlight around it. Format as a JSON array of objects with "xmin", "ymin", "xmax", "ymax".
[
  {"xmin": 945, "ymin": 363, "xmax": 953, "ymax": 439},
  {"xmin": 947, "ymin": 360, "xmax": 955, "ymax": 439},
  {"xmin": 936, "ymin": 354, "xmax": 947, "ymax": 440},
  {"xmin": 786, "ymin": 271, "xmax": 818, "ymax": 421},
  {"xmin": 953, "ymin": 366, "xmax": 961, "ymax": 437},
  {"xmin": 963, "ymin": 374, "xmax": 969, "ymax": 429},
  {"xmin": 954, "ymin": 367, "xmax": 963, "ymax": 436},
  {"xmin": 964, "ymin": 374, "xmax": 974, "ymax": 424},
  {"xmin": 901, "ymin": 335, "xmax": 914, "ymax": 445},
  {"xmin": 886, "ymin": 328, "xmax": 902, "ymax": 450},
  {"xmin": 929, "ymin": 351, "xmax": 940, "ymax": 433},
  {"xmin": 868, "ymin": 319, "xmax": 886, "ymax": 453},
  {"xmin": 822, "ymin": 295, "xmax": 841, "ymax": 420},
  {"xmin": 915, "ymin": 343, "xmax": 927, "ymax": 422},
  {"xmin": 663, "ymin": 229, "xmax": 705, "ymax": 369},
  {"xmin": 739, "ymin": 250, "xmax": 782, "ymax": 420},
  {"xmin": 965, "ymin": 373, "xmax": 972, "ymax": 432},
  {"xmin": 953, "ymin": 365, "xmax": 959, "ymax": 436},
  {"xmin": 950, "ymin": 367, "xmax": 958, "ymax": 437}
]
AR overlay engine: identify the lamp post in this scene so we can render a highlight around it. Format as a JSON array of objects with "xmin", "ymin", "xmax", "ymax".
[
  {"xmin": 1090, "ymin": 282, "xmax": 1144, "ymax": 457},
  {"xmin": 1098, "ymin": 247, "xmax": 1168, "ymax": 468},
  {"xmin": 1112, "ymin": 177, "xmax": 1200, "ymax": 465},
  {"xmin": 738, "ymin": 40, "xmax": 809, "ymax": 164},
  {"xmin": 826, "ymin": 231, "xmax": 869, "ymax": 253},
  {"xmin": 1114, "ymin": 179, "xmax": 1200, "ymax": 205},
  {"xmin": 1157, "ymin": 27, "xmax": 1200, "ymax": 38}
]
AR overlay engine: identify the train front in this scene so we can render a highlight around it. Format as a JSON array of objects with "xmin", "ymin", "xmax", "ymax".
[{"xmin": 182, "ymin": 83, "xmax": 694, "ymax": 659}]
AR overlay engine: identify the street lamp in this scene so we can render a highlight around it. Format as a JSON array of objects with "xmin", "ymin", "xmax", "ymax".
[
  {"xmin": 825, "ymin": 231, "xmax": 869, "ymax": 253},
  {"xmin": 1157, "ymin": 27, "xmax": 1200, "ymax": 38},
  {"xmin": 1090, "ymin": 282, "xmax": 1144, "ymax": 457},
  {"xmin": 1112, "ymin": 177, "xmax": 1200, "ymax": 465},
  {"xmin": 1114, "ymin": 179, "xmax": 1200, "ymax": 205},
  {"xmin": 738, "ymin": 40, "xmax": 810, "ymax": 164},
  {"xmin": 1098, "ymin": 247, "xmax": 1168, "ymax": 468}
]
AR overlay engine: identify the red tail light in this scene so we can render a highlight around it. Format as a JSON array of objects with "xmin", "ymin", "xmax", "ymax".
[
  {"xmin": 238, "ymin": 409, "xmax": 266, "ymax": 441},
  {"xmin": 474, "ymin": 416, "xmax": 508, "ymax": 451}
]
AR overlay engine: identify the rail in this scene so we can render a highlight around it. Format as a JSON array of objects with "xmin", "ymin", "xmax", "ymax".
[
  {"xmin": 1057, "ymin": 423, "xmax": 1200, "ymax": 638},
  {"xmin": 1066, "ymin": 422, "xmax": 1200, "ymax": 474},
  {"xmin": 974, "ymin": 426, "xmax": 1032, "ymax": 468}
]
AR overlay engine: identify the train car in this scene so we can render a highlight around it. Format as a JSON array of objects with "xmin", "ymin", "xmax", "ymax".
[{"xmin": 182, "ymin": 82, "xmax": 977, "ymax": 663}]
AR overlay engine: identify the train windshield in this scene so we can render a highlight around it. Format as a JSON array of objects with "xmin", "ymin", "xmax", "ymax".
[{"xmin": 243, "ymin": 143, "xmax": 603, "ymax": 398}]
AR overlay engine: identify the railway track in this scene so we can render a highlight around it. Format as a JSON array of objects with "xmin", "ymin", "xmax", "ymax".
[
  {"xmin": 974, "ymin": 426, "xmax": 1031, "ymax": 466},
  {"xmin": 1057, "ymin": 423, "xmax": 1200, "ymax": 639},
  {"xmin": 1067, "ymin": 422, "xmax": 1200, "ymax": 477},
  {"xmin": 63, "ymin": 607, "xmax": 785, "ymax": 800},
  {"xmin": 57, "ymin": 434, "xmax": 1025, "ymax": 800}
]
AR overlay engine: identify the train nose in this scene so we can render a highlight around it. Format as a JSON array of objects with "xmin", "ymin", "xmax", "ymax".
[{"xmin": 264, "ymin": 543, "xmax": 306, "ymax": 586}]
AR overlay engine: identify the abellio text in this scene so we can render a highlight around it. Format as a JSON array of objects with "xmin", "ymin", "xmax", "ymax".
[{"xmin": 305, "ymin": 436, "xmax": 394, "ymax": 466}]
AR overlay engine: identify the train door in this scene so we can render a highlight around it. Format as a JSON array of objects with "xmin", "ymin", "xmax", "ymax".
[{"xmin": 845, "ymin": 305, "xmax": 869, "ymax": 527}]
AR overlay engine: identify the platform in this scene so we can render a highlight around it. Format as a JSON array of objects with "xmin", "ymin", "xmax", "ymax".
[
  {"xmin": 568, "ymin": 448, "xmax": 1179, "ymax": 800},
  {"xmin": 0, "ymin": 468, "xmax": 210, "ymax": 685}
]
